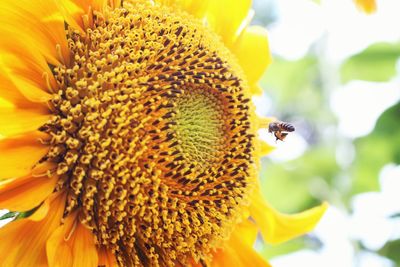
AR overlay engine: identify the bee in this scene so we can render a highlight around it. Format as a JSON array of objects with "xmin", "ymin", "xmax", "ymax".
[{"xmin": 268, "ymin": 121, "xmax": 295, "ymax": 141}]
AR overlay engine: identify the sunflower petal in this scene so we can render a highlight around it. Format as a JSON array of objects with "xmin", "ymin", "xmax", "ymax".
[
  {"xmin": 206, "ymin": 0, "xmax": 252, "ymax": 47},
  {"xmin": 6, "ymin": 75, "xmax": 52, "ymax": 104},
  {"xmin": 0, "ymin": 162, "xmax": 57, "ymax": 211},
  {"xmin": 56, "ymin": 0, "xmax": 108, "ymax": 32},
  {"xmin": 237, "ymin": 219, "xmax": 259, "ymax": 246},
  {"xmin": 258, "ymin": 117, "xmax": 277, "ymax": 129},
  {"xmin": 0, "ymin": 49, "xmax": 54, "ymax": 102},
  {"xmin": 0, "ymin": 71, "xmax": 46, "ymax": 109},
  {"xmin": 72, "ymin": 221, "xmax": 99, "ymax": 267},
  {"xmin": 88, "ymin": 0, "xmax": 108, "ymax": 12},
  {"xmin": 250, "ymin": 84, "xmax": 263, "ymax": 95},
  {"xmin": 0, "ymin": 97, "xmax": 13, "ymax": 108},
  {"xmin": 0, "ymin": 192, "xmax": 66, "ymax": 267},
  {"xmin": 233, "ymin": 26, "xmax": 272, "ymax": 85},
  {"xmin": 354, "ymin": 0, "xmax": 376, "ymax": 13},
  {"xmin": 0, "ymin": 107, "xmax": 51, "ymax": 136},
  {"xmin": 98, "ymin": 247, "xmax": 117, "ymax": 267},
  {"xmin": 259, "ymin": 140, "xmax": 275, "ymax": 157},
  {"xmin": 30, "ymin": 197, "xmax": 51, "ymax": 221},
  {"xmin": 0, "ymin": 0, "xmax": 70, "ymax": 65},
  {"xmin": 108, "ymin": 0, "xmax": 122, "ymax": 9},
  {"xmin": 54, "ymin": 0, "xmax": 86, "ymax": 33},
  {"xmin": 47, "ymin": 212, "xmax": 99, "ymax": 267},
  {"xmin": 250, "ymin": 190, "xmax": 328, "ymax": 244},
  {"xmin": 0, "ymin": 131, "xmax": 49, "ymax": 180},
  {"xmin": 46, "ymin": 212, "xmax": 77, "ymax": 267},
  {"xmin": 212, "ymin": 220, "xmax": 270, "ymax": 267},
  {"xmin": 0, "ymin": 37, "xmax": 58, "ymax": 87},
  {"xmin": 47, "ymin": 225, "xmax": 74, "ymax": 267},
  {"xmin": 61, "ymin": 0, "xmax": 107, "ymax": 21}
]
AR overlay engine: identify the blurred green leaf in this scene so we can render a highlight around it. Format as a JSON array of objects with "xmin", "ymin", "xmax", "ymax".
[
  {"xmin": 257, "ymin": 25, "xmax": 399, "ymax": 263},
  {"xmin": 379, "ymin": 239, "xmax": 400, "ymax": 264},
  {"xmin": 352, "ymin": 102, "xmax": 400, "ymax": 194},
  {"xmin": 261, "ymin": 57, "xmax": 327, "ymax": 118},
  {"xmin": 260, "ymin": 145, "xmax": 338, "ymax": 213},
  {"xmin": 261, "ymin": 238, "xmax": 307, "ymax": 259},
  {"xmin": 341, "ymin": 42, "xmax": 400, "ymax": 82},
  {"xmin": 261, "ymin": 235, "xmax": 322, "ymax": 260}
]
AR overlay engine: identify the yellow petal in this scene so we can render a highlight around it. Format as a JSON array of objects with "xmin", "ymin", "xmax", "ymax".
[
  {"xmin": 0, "ymin": 162, "xmax": 57, "ymax": 211},
  {"xmin": 0, "ymin": 36, "xmax": 58, "ymax": 88},
  {"xmin": 57, "ymin": 0, "xmax": 108, "ymax": 32},
  {"xmin": 259, "ymin": 140, "xmax": 275, "ymax": 157},
  {"xmin": 250, "ymin": 84, "xmax": 263, "ymax": 95},
  {"xmin": 98, "ymin": 247, "xmax": 117, "ymax": 267},
  {"xmin": 46, "ymin": 212, "xmax": 76, "ymax": 267},
  {"xmin": 88, "ymin": 0, "xmax": 108, "ymax": 12},
  {"xmin": 70, "ymin": 0, "xmax": 107, "ymax": 15},
  {"xmin": 0, "ymin": 0, "xmax": 70, "ymax": 65},
  {"xmin": 47, "ymin": 212, "xmax": 99, "ymax": 267},
  {"xmin": 0, "ymin": 97, "xmax": 13, "ymax": 108},
  {"xmin": 250, "ymin": 189, "xmax": 328, "ymax": 244},
  {"xmin": 206, "ymin": 0, "xmax": 252, "ymax": 47},
  {"xmin": 354, "ymin": 0, "xmax": 376, "ymax": 13},
  {"xmin": 258, "ymin": 117, "xmax": 277, "ymax": 129},
  {"xmin": 0, "ymin": 192, "xmax": 66, "ymax": 267},
  {"xmin": 211, "ymin": 220, "xmax": 270, "ymax": 267},
  {"xmin": 30, "ymin": 196, "xmax": 52, "ymax": 221},
  {"xmin": 0, "ymin": 131, "xmax": 49, "ymax": 180},
  {"xmin": 156, "ymin": 0, "xmax": 210, "ymax": 19},
  {"xmin": 47, "ymin": 226, "xmax": 74, "ymax": 267},
  {"xmin": 0, "ymin": 107, "xmax": 51, "ymax": 136},
  {"xmin": 0, "ymin": 50, "xmax": 54, "ymax": 102},
  {"xmin": 54, "ymin": 0, "xmax": 86, "ymax": 33},
  {"xmin": 72, "ymin": 221, "xmax": 99, "ymax": 267},
  {"xmin": 0, "ymin": 71, "xmax": 46, "ymax": 109},
  {"xmin": 108, "ymin": 0, "xmax": 122, "ymax": 9},
  {"xmin": 236, "ymin": 219, "xmax": 259, "ymax": 246},
  {"xmin": 233, "ymin": 26, "xmax": 272, "ymax": 85},
  {"xmin": 7, "ymin": 75, "xmax": 52, "ymax": 104}
]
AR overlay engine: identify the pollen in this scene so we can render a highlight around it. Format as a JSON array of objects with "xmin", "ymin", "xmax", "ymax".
[{"xmin": 41, "ymin": 1, "xmax": 256, "ymax": 266}]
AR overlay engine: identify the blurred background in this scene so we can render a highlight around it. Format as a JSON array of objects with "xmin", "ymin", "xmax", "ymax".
[{"xmin": 252, "ymin": 0, "xmax": 400, "ymax": 266}]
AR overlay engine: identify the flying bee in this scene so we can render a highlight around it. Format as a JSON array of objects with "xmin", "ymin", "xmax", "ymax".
[{"xmin": 268, "ymin": 121, "xmax": 295, "ymax": 141}]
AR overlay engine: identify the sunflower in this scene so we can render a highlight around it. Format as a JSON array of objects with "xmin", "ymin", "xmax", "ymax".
[
  {"xmin": 354, "ymin": 0, "xmax": 377, "ymax": 13},
  {"xmin": 0, "ymin": 0, "xmax": 327, "ymax": 266}
]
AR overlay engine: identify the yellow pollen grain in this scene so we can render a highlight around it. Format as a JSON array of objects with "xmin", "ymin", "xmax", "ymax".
[{"xmin": 40, "ymin": 1, "xmax": 256, "ymax": 266}]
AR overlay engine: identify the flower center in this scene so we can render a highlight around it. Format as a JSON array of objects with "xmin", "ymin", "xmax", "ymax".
[
  {"xmin": 42, "ymin": 1, "xmax": 255, "ymax": 266},
  {"xmin": 172, "ymin": 88, "xmax": 226, "ymax": 166}
]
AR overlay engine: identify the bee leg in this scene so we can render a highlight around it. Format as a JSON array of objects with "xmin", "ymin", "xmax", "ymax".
[{"xmin": 274, "ymin": 131, "xmax": 280, "ymax": 142}]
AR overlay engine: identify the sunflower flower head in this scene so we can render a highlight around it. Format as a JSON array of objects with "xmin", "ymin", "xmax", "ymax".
[
  {"xmin": 0, "ymin": 0, "xmax": 327, "ymax": 266},
  {"xmin": 48, "ymin": 2, "xmax": 255, "ymax": 263}
]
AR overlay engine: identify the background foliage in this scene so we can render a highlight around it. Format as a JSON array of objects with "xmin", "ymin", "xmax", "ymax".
[{"xmin": 253, "ymin": 0, "xmax": 400, "ymax": 266}]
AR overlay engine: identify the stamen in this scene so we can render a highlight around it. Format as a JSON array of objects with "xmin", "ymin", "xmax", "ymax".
[
  {"xmin": 42, "ymin": 72, "xmax": 53, "ymax": 92},
  {"xmin": 55, "ymin": 44, "xmax": 65, "ymax": 65}
]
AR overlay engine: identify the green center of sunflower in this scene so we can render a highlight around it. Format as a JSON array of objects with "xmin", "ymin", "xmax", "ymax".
[
  {"xmin": 42, "ymin": 1, "xmax": 255, "ymax": 266},
  {"xmin": 172, "ymin": 89, "xmax": 226, "ymax": 166}
]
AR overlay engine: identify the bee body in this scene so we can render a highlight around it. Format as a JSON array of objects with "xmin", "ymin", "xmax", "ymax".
[{"xmin": 268, "ymin": 121, "xmax": 295, "ymax": 141}]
